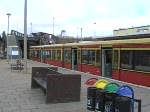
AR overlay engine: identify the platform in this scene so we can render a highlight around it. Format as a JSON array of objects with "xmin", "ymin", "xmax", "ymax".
[{"xmin": 0, "ymin": 59, "xmax": 149, "ymax": 112}]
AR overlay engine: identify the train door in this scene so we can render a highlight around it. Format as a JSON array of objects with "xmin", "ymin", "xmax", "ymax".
[
  {"xmin": 71, "ymin": 48, "xmax": 77, "ymax": 70},
  {"xmin": 102, "ymin": 48, "xmax": 112, "ymax": 78}
]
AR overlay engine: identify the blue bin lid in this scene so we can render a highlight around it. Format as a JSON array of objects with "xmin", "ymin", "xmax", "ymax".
[{"xmin": 116, "ymin": 85, "xmax": 134, "ymax": 97}]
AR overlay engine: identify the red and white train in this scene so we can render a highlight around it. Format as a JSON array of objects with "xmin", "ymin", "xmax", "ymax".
[{"xmin": 29, "ymin": 36, "xmax": 150, "ymax": 87}]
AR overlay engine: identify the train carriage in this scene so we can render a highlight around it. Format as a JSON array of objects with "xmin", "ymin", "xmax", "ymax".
[
  {"xmin": 30, "ymin": 45, "xmax": 43, "ymax": 62},
  {"xmin": 100, "ymin": 38, "xmax": 150, "ymax": 87},
  {"xmin": 29, "ymin": 37, "xmax": 150, "ymax": 87},
  {"xmin": 43, "ymin": 44, "xmax": 64, "ymax": 67}
]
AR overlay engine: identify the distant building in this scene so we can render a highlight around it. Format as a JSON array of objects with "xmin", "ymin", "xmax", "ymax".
[{"xmin": 113, "ymin": 25, "xmax": 150, "ymax": 35}]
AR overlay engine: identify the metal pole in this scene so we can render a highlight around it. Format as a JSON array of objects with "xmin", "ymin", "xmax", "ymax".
[
  {"xmin": 17, "ymin": 20, "xmax": 18, "ymax": 32},
  {"xmin": 6, "ymin": 13, "xmax": 11, "ymax": 64},
  {"xmin": 94, "ymin": 22, "xmax": 96, "ymax": 37},
  {"xmin": 53, "ymin": 18, "xmax": 55, "ymax": 35},
  {"xmin": 77, "ymin": 27, "xmax": 78, "ymax": 43},
  {"xmin": 24, "ymin": 0, "xmax": 27, "ymax": 73},
  {"xmin": 81, "ymin": 28, "xmax": 82, "ymax": 42}
]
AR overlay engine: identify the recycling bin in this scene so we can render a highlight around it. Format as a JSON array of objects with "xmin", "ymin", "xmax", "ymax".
[
  {"xmin": 115, "ymin": 95, "xmax": 132, "ymax": 112},
  {"xmin": 116, "ymin": 85, "xmax": 134, "ymax": 112},
  {"xmin": 87, "ymin": 87, "xmax": 99, "ymax": 111},
  {"xmin": 104, "ymin": 92, "xmax": 117, "ymax": 112},
  {"xmin": 95, "ymin": 89, "xmax": 106, "ymax": 112}
]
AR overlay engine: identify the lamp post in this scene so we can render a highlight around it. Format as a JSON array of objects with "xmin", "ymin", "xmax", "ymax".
[
  {"xmin": 81, "ymin": 28, "xmax": 83, "ymax": 42},
  {"xmin": 24, "ymin": 0, "xmax": 27, "ymax": 73},
  {"xmin": 77, "ymin": 27, "xmax": 78, "ymax": 43},
  {"xmin": 53, "ymin": 18, "xmax": 55, "ymax": 35},
  {"xmin": 94, "ymin": 22, "xmax": 96, "ymax": 37},
  {"xmin": 17, "ymin": 20, "xmax": 18, "ymax": 32},
  {"xmin": 6, "ymin": 13, "xmax": 11, "ymax": 63}
]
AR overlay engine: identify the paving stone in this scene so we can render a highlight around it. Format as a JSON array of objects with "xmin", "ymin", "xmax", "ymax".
[
  {"xmin": 13, "ymin": 110, "xmax": 31, "ymax": 112},
  {"xmin": 0, "ymin": 108, "xmax": 3, "ymax": 112},
  {"xmin": 31, "ymin": 107, "xmax": 65, "ymax": 112},
  {"xmin": 9, "ymin": 101, "xmax": 26, "ymax": 106},
  {"xmin": 0, "ymin": 102, "xmax": 9, "ymax": 107},
  {"xmin": 2, "ymin": 106, "xmax": 20, "ymax": 112},
  {"xmin": 19, "ymin": 104, "xmax": 38, "ymax": 110}
]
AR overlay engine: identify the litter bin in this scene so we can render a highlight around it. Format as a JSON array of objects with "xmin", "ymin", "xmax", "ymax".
[
  {"xmin": 95, "ymin": 89, "xmax": 106, "ymax": 112},
  {"xmin": 104, "ymin": 92, "xmax": 117, "ymax": 112},
  {"xmin": 87, "ymin": 87, "xmax": 99, "ymax": 111},
  {"xmin": 116, "ymin": 85, "xmax": 134, "ymax": 112},
  {"xmin": 115, "ymin": 95, "xmax": 132, "ymax": 112}
]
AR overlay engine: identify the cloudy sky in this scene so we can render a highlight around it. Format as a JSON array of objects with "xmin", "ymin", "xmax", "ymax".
[{"xmin": 0, "ymin": 0, "xmax": 150, "ymax": 37}]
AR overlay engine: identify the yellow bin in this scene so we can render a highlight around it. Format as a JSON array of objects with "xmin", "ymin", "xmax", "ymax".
[{"xmin": 94, "ymin": 79, "xmax": 108, "ymax": 89}]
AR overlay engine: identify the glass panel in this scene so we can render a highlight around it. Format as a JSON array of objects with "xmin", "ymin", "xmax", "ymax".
[
  {"xmin": 89, "ymin": 50, "xmax": 95, "ymax": 64},
  {"xmin": 113, "ymin": 50, "xmax": 118, "ymax": 69},
  {"xmin": 135, "ymin": 50, "xmax": 150, "ymax": 72},
  {"xmin": 52, "ymin": 50, "xmax": 56, "ymax": 59},
  {"xmin": 57, "ymin": 50, "xmax": 61, "ymax": 60},
  {"xmin": 64, "ymin": 50, "xmax": 71, "ymax": 62},
  {"xmin": 68, "ymin": 50, "xmax": 71, "ymax": 62},
  {"xmin": 49, "ymin": 50, "xmax": 51, "ymax": 59},
  {"xmin": 120, "ymin": 50, "xmax": 132, "ymax": 69},
  {"xmin": 30, "ymin": 50, "xmax": 33, "ymax": 56},
  {"xmin": 78, "ymin": 50, "xmax": 81, "ymax": 64},
  {"xmin": 82, "ymin": 50, "xmax": 88, "ymax": 64},
  {"xmin": 96, "ymin": 50, "xmax": 101, "ymax": 67}
]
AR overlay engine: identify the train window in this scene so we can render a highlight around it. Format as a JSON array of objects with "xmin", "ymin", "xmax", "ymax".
[
  {"xmin": 113, "ymin": 50, "xmax": 118, "ymax": 69},
  {"xmin": 78, "ymin": 50, "xmax": 81, "ymax": 64},
  {"xmin": 68, "ymin": 50, "xmax": 71, "ymax": 61},
  {"xmin": 37, "ymin": 50, "xmax": 40, "ymax": 57},
  {"xmin": 89, "ymin": 50, "xmax": 95, "ymax": 65},
  {"xmin": 64, "ymin": 50, "xmax": 71, "ymax": 62},
  {"xmin": 32, "ymin": 50, "xmax": 35, "ymax": 57},
  {"xmin": 120, "ymin": 50, "xmax": 133, "ymax": 69},
  {"xmin": 134, "ymin": 50, "xmax": 150, "ymax": 72},
  {"xmin": 30, "ymin": 50, "xmax": 33, "ymax": 57},
  {"xmin": 47, "ymin": 50, "xmax": 49, "ymax": 58},
  {"xmin": 34, "ymin": 50, "xmax": 37, "ymax": 57},
  {"xmin": 52, "ymin": 50, "xmax": 56, "ymax": 60},
  {"xmin": 43, "ymin": 50, "xmax": 45, "ymax": 56},
  {"xmin": 57, "ymin": 50, "xmax": 61, "ymax": 60},
  {"xmin": 33, "ymin": 50, "xmax": 35, "ymax": 57},
  {"xmin": 43, "ymin": 51, "xmax": 46, "ymax": 58},
  {"xmin": 96, "ymin": 50, "xmax": 101, "ymax": 67},
  {"xmin": 82, "ymin": 50, "xmax": 88, "ymax": 64},
  {"xmin": 49, "ymin": 50, "xmax": 51, "ymax": 59},
  {"xmin": 64, "ymin": 50, "xmax": 67, "ymax": 61}
]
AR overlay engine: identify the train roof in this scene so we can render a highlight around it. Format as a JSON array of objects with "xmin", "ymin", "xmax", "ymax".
[
  {"xmin": 64, "ymin": 37, "xmax": 150, "ymax": 46},
  {"xmin": 30, "ymin": 37, "xmax": 150, "ymax": 49},
  {"xmin": 30, "ymin": 44, "xmax": 64, "ymax": 48}
]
